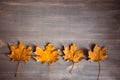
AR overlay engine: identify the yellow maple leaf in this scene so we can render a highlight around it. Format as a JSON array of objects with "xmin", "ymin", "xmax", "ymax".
[
  {"xmin": 8, "ymin": 42, "xmax": 32, "ymax": 77},
  {"xmin": 34, "ymin": 43, "xmax": 59, "ymax": 64},
  {"xmin": 88, "ymin": 44, "xmax": 108, "ymax": 80},
  {"xmin": 88, "ymin": 44, "xmax": 107, "ymax": 62},
  {"xmin": 63, "ymin": 44, "xmax": 84, "ymax": 63},
  {"xmin": 63, "ymin": 44, "xmax": 84, "ymax": 73},
  {"xmin": 8, "ymin": 42, "xmax": 32, "ymax": 62}
]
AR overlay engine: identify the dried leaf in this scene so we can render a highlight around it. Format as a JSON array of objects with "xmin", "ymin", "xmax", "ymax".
[
  {"xmin": 8, "ymin": 42, "xmax": 32, "ymax": 62},
  {"xmin": 88, "ymin": 44, "xmax": 107, "ymax": 62},
  {"xmin": 88, "ymin": 44, "xmax": 108, "ymax": 80},
  {"xmin": 34, "ymin": 43, "xmax": 59, "ymax": 64},
  {"xmin": 63, "ymin": 44, "xmax": 84, "ymax": 63},
  {"xmin": 8, "ymin": 42, "xmax": 32, "ymax": 77}
]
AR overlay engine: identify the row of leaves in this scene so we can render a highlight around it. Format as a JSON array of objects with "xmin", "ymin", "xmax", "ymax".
[
  {"xmin": 8, "ymin": 42, "xmax": 108, "ymax": 79},
  {"xmin": 9, "ymin": 42, "xmax": 107, "ymax": 63}
]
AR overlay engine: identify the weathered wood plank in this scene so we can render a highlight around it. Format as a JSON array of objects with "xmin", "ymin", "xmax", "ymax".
[{"xmin": 0, "ymin": 0, "xmax": 120, "ymax": 80}]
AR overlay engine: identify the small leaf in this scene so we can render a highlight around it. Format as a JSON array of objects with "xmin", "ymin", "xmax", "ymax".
[
  {"xmin": 88, "ymin": 44, "xmax": 108, "ymax": 80},
  {"xmin": 88, "ymin": 44, "xmax": 107, "ymax": 62},
  {"xmin": 8, "ymin": 42, "xmax": 32, "ymax": 62},
  {"xmin": 8, "ymin": 42, "xmax": 32, "ymax": 77},
  {"xmin": 63, "ymin": 44, "xmax": 84, "ymax": 63},
  {"xmin": 63, "ymin": 44, "xmax": 84, "ymax": 73},
  {"xmin": 34, "ymin": 43, "xmax": 59, "ymax": 64}
]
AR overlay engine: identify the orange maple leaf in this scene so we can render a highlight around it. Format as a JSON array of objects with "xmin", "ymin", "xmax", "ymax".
[
  {"xmin": 63, "ymin": 44, "xmax": 84, "ymax": 73},
  {"xmin": 8, "ymin": 42, "xmax": 32, "ymax": 77},
  {"xmin": 88, "ymin": 44, "xmax": 108, "ymax": 80},
  {"xmin": 63, "ymin": 44, "xmax": 84, "ymax": 63},
  {"xmin": 88, "ymin": 44, "xmax": 107, "ymax": 62},
  {"xmin": 34, "ymin": 43, "xmax": 59, "ymax": 80},
  {"xmin": 8, "ymin": 42, "xmax": 32, "ymax": 62},
  {"xmin": 34, "ymin": 43, "xmax": 59, "ymax": 64}
]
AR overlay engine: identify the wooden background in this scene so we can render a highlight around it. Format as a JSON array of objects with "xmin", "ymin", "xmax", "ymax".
[{"xmin": 0, "ymin": 0, "xmax": 120, "ymax": 80}]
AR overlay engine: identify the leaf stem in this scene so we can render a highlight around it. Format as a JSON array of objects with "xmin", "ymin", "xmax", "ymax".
[
  {"xmin": 15, "ymin": 61, "xmax": 20, "ymax": 77},
  {"xmin": 97, "ymin": 61, "xmax": 101, "ymax": 80},
  {"xmin": 48, "ymin": 63, "xmax": 52, "ymax": 80},
  {"xmin": 69, "ymin": 62, "xmax": 75, "ymax": 74}
]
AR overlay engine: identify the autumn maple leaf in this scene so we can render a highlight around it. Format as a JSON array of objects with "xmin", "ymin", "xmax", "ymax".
[
  {"xmin": 63, "ymin": 44, "xmax": 84, "ymax": 73},
  {"xmin": 88, "ymin": 44, "xmax": 107, "ymax": 80},
  {"xmin": 34, "ymin": 43, "xmax": 59, "ymax": 64},
  {"xmin": 34, "ymin": 43, "xmax": 59, "ymax": 80},
  {"xmin": 88, "ymin": 44, "xmax": 107, "ymax": 62},
  {"xmin": 8, "ymin": 42, "xmax": 32, "ymax": 77}
]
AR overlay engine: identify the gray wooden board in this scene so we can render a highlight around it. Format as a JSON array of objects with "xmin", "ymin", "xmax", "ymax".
[{"xmin": 0, "ymin": 0, "xmax": 120, "ymax": 80}]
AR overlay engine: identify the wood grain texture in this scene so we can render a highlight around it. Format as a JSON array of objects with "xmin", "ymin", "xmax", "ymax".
[{"xmin": 0, "ymin": 0, "xmax": 120, "ymax": 80}]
